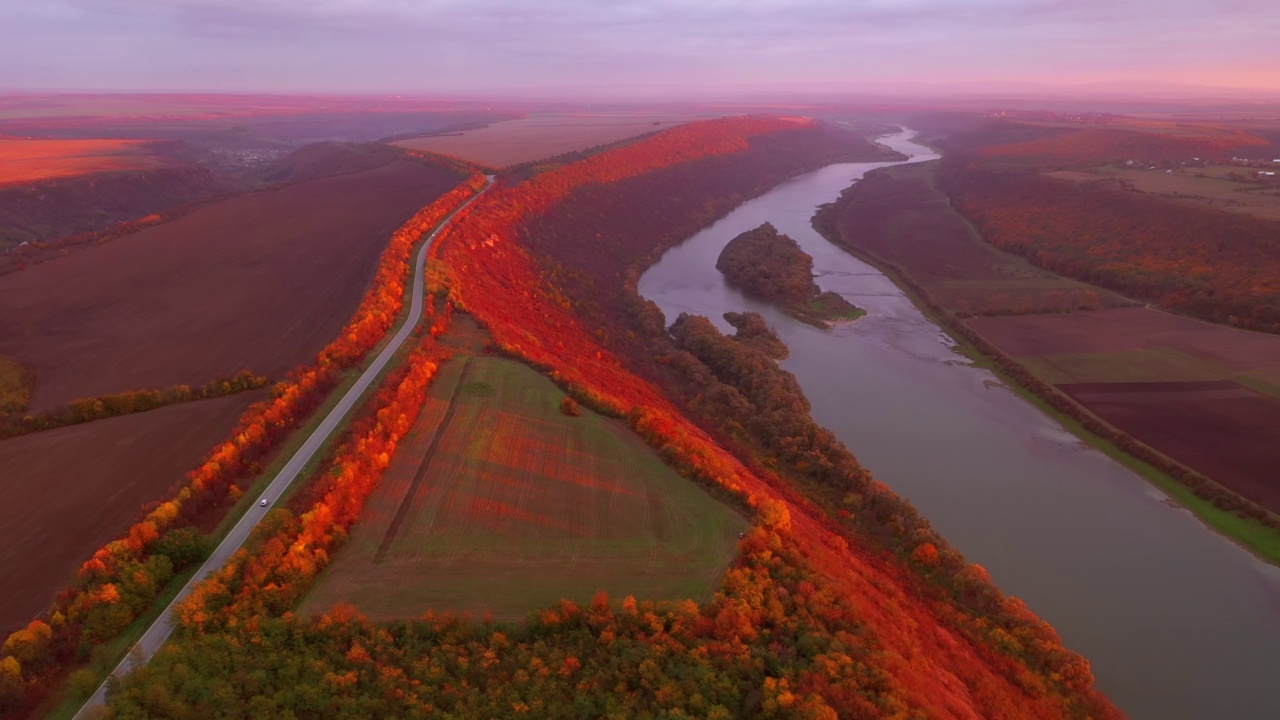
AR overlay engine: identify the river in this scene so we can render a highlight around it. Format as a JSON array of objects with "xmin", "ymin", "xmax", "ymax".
[{"xmin": 637, "ymin": 130, "xmax": 1280, "ymax": 720}]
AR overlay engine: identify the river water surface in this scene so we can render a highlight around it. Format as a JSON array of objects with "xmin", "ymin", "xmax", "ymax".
[{"xmin": 637, "ymin": 131, "xmax": 1280, "ymax": 720}]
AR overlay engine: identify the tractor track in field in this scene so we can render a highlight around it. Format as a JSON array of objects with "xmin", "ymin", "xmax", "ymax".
[{"xmin": 375, "ymin": 356, "xmax": 475, "ymax": 563}]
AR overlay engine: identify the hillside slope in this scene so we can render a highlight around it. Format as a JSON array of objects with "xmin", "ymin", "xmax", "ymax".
[{"xmin": 99, "ymin": 117, "xmax": 1117, "ymax": 719}]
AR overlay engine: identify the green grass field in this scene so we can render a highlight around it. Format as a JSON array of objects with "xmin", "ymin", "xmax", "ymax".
[
  {"xmin": 301, "ymin": 341, "xmax": 746, "ymax": 620},
  {"xmin": 1020, "ymin": 346, "xmax": 1280, "ymax": 399}
]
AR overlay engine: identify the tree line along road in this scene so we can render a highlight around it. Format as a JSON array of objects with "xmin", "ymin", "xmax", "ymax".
[{"xmin": 72, "ymin": 175, "xmax": 494, "ymax": 718}]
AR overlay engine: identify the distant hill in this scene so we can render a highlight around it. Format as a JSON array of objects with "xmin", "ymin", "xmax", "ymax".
[
  {"xmin": 0, "ymin": 141, "xmax": 466, "ymax": 261},
  {"xmin": 0, "ymin": 165, "xmax": 233, "ymax": 252},
  {"xmin": 245, "ymin": 142, "xmax": 415, "ymax": 186}
]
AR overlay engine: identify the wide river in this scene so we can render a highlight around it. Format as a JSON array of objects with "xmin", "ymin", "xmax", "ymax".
[{"xmin": 638, "ymin": 130, "xmax": 1280, "ymax": 720}]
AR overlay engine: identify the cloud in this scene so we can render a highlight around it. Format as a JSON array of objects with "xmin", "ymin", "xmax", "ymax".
[{"xmin": 2, "ymin": 0, "xmax": 1277, "ymax": 92}]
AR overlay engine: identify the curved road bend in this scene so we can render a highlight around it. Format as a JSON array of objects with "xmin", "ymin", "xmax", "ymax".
[{"xmin": 74, "ymin": 175, "xmax": 494, "ymax": 718}]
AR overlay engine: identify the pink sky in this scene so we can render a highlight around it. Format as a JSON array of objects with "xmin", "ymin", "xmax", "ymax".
[{"xmin": 1, "ymin": 1, "xmax": 1277, "ymax": 96}]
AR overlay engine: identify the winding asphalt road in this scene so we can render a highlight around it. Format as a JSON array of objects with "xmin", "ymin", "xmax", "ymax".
[{"xmin": 73, "ymin": 175, "xmax": 493, "ymax": 718}]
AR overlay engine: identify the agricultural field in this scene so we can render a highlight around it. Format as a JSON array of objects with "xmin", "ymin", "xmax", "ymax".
[
  {"xmin": 965, "ymin": 119, "xmax": 1270, "ymax": 165},
  {"xmin": 0, "ymin": 159, "xmax": 463, "ymax": 411},
  {"xmin": 392, "ymin": 113, "xmax": 713, "ymax": 168},
  {"xmin": 969, "ymin": 307, "xmax": 1280, "ymax": 512},
  {"xmin": 826, "ymin": 153, "xmax": 1280, "ymax": 516},
  {"xmin": 968, "ymin": 307, "xmax": 1280, "ymax": 389},
  {"xmin": 302, "ymin": 318, "xmax": 747, "ymax": 620},
  {"xmin": 819, "ymin": 161, "xmax": 1126, "ymax": 315},
  {"xmin": 1060, "ymin": 381, "xmax": 1280, "ymax": 511},
  {"xmin": 0, "ymin": 390, "xmax": 262, "ymax": 636},
  {"xmin": 0, "ymin": 137, "xmax": 171, "ymax": 185},
  {"xmin": 1046, "ymin": 166, "xmax": 1280, "ymax": 221}
]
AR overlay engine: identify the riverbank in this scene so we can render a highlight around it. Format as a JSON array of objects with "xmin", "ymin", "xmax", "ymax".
[
  {"xmin": 813, "ymin": 159, "xmax": 1280, "ymax": 565},
  {"xmin": 637, "ymin": 129, "xmax": 1280, "ymax": 720}
]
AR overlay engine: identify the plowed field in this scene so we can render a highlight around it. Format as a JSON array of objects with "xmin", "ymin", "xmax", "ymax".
[
  {"xmin": 0, "ymin": 391, "xmax": 263, "ymax": 635},
  {"xmin": 0, "ymin": 160, "xmax": 463, "ymax": 411},
  {"xmin": 1060, "ymin": 381, "xmax": 1280, "ymax": 511},
  {"xmin": 970, "ymin": 308, "xmax": 1280, "ymax": 513}
]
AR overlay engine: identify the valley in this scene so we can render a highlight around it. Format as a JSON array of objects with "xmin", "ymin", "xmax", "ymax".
[{"xmin": 2, "ymin": 100, "xmax": 1278, "ymax": 720}]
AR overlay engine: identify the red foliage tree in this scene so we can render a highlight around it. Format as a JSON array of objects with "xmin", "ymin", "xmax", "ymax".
[{"xmin": 0, "ymin": 174, "xmax": 485, "ymax": 718}]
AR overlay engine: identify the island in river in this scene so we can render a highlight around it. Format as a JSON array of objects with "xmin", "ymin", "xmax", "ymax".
[{"xmin": 715, "ymin": 222, "xmax": 865, "ymax": 329}]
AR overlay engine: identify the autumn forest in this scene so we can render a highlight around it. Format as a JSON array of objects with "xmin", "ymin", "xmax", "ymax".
[{"xmin": 3, "ymin": 84, "xmax": 1280, "ymax": 720}]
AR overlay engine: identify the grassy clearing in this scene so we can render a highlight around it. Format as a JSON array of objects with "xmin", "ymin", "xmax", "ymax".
[
  {"xmin": 1017, "ymin": 347, "xmax": 1280, "ymax": 399},
  {"xmin": 0, "ymin": 356, "xmax": 30, "ymax": 413},
  {"xmin": 302, "ymin": 344, "xmax": 747, "ymax": 621},
  {"xmin": 807, "ymin": 292, "xmax": 866, "ymax": 322},
  {"xmin": 1020, "ymin": 347, "xmax": 1227, "ymax": 385}
]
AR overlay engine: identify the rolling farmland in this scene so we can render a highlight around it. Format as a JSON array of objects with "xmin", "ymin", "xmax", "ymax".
[
  {"xmin": 0, "ymin": 137, "xmax": 171, "ymax": 186},
  {"xmin": 302, "ymin": 319, "xmax": 746, "ymax": 620},
  {"xmin": 970, "ymin": 307, "xmax": 1280, "ymax": 512},
  {"xmin": 0, "ymin": 159, "xmax": 463, "ymax": 410},
  {"xmin": 392, "ymin": 114, "xmax": 712, "ymax": 168},
  {"xmin": 0, "ymin": 391, "xmax": 263, "ymax": 635},
  {"xmin": 816, "ymin": 161, "xmax": 1125, "ymax": 315}
]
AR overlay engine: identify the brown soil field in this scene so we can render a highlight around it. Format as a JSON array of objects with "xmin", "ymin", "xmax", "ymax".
[
  {"xmin": 0, "ymin": 138, "xmax": 171, "ymax": 186},
  {"xmin": 392, "ymin": 114, "xmax": 714, "ymax": 168},
  {"xmin": 0, "ymin": 390, "xmax": 262, "ymax": 636},
  {"xmin": 967, "ymin": 307, "xmax": 1280, "ymax": 389},
  {"xmin": 824, "ymin": 161, "xmax": 1124, "ymax": 314},
  {"xmin": 1046, "ymin": 167, "xmax": 1280, "ymax": 222},
  {"xmin": 302, "ymin": 318, "xmax": 745, "ymax": 620},
  {"xmin": 968, "ymin": 309, "xmax": 1280, "ymax": 514},
  {"xmin": 1059, "ymin": 381, "xmax": 1280, "ymax": 512},
  {"xmin": 0, "ymin": 160, "xmax": 462, "ymax": 411}
]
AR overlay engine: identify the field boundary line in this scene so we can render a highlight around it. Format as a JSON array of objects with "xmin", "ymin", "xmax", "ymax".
[{"xmin": 375, "ymin": 357, "xmax": 474, "ymax": 562}]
